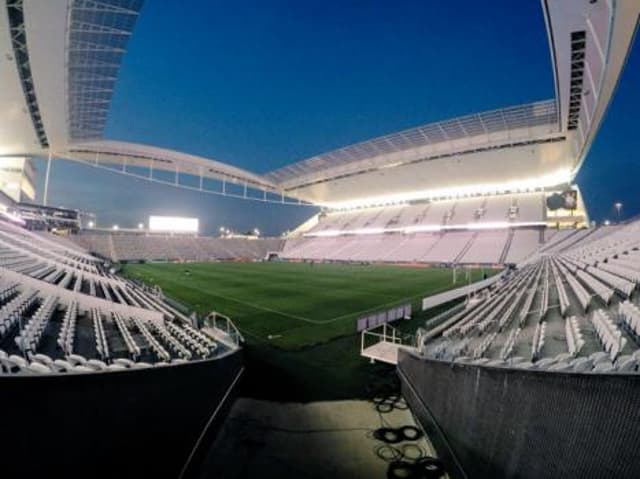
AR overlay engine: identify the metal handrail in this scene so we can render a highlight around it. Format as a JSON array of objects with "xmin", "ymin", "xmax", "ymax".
[{"xmin": 205, "ymin": 312, "xmax": 244, "ymax": 347}]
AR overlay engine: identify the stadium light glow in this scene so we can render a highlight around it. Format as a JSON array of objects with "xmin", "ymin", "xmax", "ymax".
[
  {"xmin": 459, "ymin": 221, "xmax": 543, "ymax": 230},
  {"xmin": 615, "ymin": 202, "xmax": 622, "ymax": 221},
  {"xmin": 87, "ymin": 221, "xmax": 95, "ymax": 228},
  {"xmin": 306, "ymin": 220, "xmax": 547, "ymax": 237},
  {"xmin": 351, "ymin": 227, "xmax": 386, "ymax": 235},
  {"xmin": 319, "ymin": 168, "xmax": 573, "ymax": 210},
  {"xmin": 149, "ymin": 216, "xmax": 199, "ymax": 233},
  {"xmin": 112, "ymin": 225, "xmax": 119, "ymax": 230},
  {"xmin": 403, "ymin": 225, "xmax": 443, "ymax": 233},
  {"xmin": 308, "ymin": 230, "xmax": 342, "ymax": 237}
]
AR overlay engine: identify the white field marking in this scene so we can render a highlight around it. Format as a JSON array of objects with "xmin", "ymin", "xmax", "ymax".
[
  {"xmin": 236, "ymin": 325, "xmax": 270, "ymax": 342},
  {"xmin": 190, "ymin": 262, "xmax": 456, "ymax": 304},
  {"xmin": 166, "ymin": 273, "xmax": 479, "ymax": 327},
  {"xmin": 209, "ymin": 268, "xmax": 405, "ymax": 302},
  {"xmin": 240, "ymin": 279, "xmax": 458, "ymax": 327},
  {"xmin": 177, "ymin": 282, "xmax": 321, "ymax": 323},
  {"xmin": 276, "ymin": 280, "xmax": 468, "ymax": 330}
]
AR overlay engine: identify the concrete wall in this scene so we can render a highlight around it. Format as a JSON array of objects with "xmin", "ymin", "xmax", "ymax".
[
  {"xmin": 398, "ymin": 350, "xmax": 640, "ymax": 479},
  {"xmin": 0, "ymin": 350, "xmax": 243, "ymax": 478}
]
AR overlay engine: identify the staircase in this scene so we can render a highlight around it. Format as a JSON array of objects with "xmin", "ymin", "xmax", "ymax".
[
  {"xmin": 107, "ymin": 234, "xmax": 119, "ymax": 263},
  {"xmin": 499, "ymin": 229, "xmax": 515, "ymax": 263},
  {"xmin": 418, "ymin": 232, "xmax": 445, "ymax": 262},
  {"xmin": 454, "ymin": 232, "xmax": 478, "ymax": 263}
]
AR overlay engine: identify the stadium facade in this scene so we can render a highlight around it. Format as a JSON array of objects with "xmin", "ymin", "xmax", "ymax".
[
  {"xmin": 1, "ymin": 2, "xmax": 247, "ymax": 477},
  {"xmin": 1, "ymin": 0, "xmax": 638, "ymax": 268},
  {"xmin": 1, "ymin": 1, "xmax": 637, "ymax": 222},
  {"xmin": 1, "ymin": 1, "xmax": 640, "ymax": 478}
]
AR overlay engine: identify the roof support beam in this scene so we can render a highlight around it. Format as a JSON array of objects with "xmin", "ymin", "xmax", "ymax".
[
  {"xmin": 43, "ymin": 150, "xmax": 52, "ymax": 206},
  {"xmin": 72, "ymin": 0, "xmax": 141, "ymax": 16}
]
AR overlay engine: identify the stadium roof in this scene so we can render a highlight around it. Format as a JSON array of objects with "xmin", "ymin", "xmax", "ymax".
[
  {"xmin": 67, "ymin": 0, "xmax": 144, "ymax": 142},
  {"xmin": 1, "ymin": 0, "xmax": 143, "ymax": 152},
  {"xmin": 0, "ymin": 0, "xmax": 275, "ymax": 193},
  {"xmin": 265, "ymin": 0, "xmax": 640, "ymax": 207},
  {"xmin": 57, "ymin": 140, "xmax": 278, "ymax": 191},
  {"xmin": 264, "ymin": 99, "xmax": 568, "ymax": 207},
  {"xmin": 0, "ymin": 1, "xmax": 639, "ymax": 208},
  {"xmin": 266, "ymin": 100, "xmax": 560, "ymax": 187}
]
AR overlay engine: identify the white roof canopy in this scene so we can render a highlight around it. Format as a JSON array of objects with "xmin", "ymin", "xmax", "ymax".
[
  {"xmin": 57, "ymin": 140, "xmax": 278, "ymax": 191},
  {"xmin": 0, "ymin": 0, "xmax": 638, "ymax": 208},
  {"xmin": 265, "ymin": 100, "xmax": 561, "ymax": 191}
]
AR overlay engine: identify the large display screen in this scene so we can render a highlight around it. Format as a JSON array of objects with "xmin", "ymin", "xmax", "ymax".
[
  {"xmin": 148, "ymin": 216, "xmax": 199, "ymax": 233},
  {"xmin": 546, "ymin": 190, "xmax": 578, "ymax": 211}
]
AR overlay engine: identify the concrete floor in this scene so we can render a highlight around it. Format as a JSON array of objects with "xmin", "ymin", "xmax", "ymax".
[{"xmin": 197, "ymin": 397, "xmax": 441, "ymax": 479}]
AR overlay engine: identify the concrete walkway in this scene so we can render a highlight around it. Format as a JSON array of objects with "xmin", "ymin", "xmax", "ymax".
[{"xmin": 197, "ymin": 398, "xmax": 440, "ymax": 479}]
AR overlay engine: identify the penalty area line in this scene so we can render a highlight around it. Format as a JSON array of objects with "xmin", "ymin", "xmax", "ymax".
[
  {"xmin": 316, "ymin": 281, "xmax": 462, "ymax": 324},
  {"xmin": 183, "ymin": 284, "xmax": 324, "ymax": 324}
]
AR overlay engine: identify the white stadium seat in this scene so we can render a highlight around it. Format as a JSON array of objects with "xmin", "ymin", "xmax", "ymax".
[
  {"xmin": 52, "ymin": 359, "xmax": 74, "ymax": 373},
  {"xmin": 27, "ymin": 362, "xmax": 52, "ymax": 374}
]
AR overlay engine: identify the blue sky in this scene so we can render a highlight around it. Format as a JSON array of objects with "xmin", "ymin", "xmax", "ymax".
[{"xmin": 36, "ymin": 0, "xmax": 640, "ymax": 234}]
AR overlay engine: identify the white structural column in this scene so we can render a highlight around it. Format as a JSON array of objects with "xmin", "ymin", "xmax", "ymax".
[{"xmin": 43, "ymin": 150, "xmax": 52, "ymax": 206}]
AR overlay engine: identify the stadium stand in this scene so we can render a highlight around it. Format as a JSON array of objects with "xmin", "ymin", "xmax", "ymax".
[
  {"xmin": 279, "ymin": 193, "xmax": 554, "ymax": 265},
  {"xmin": 418, "ymin": 216, "xmax": 640, "ymax": 373},
  {"xmin": 72, "ymin": 232, "xmax": 284, "ymax": 262},
  {"xmin": 0, "ymin": 219, "xmax": 239, "ymax": 371},
  {"xmin": 281, "ymin": 228, "xmax": 545, "ymax": 265},
  {"xmin": 396, "ymin": 218, "xmax": 640, "ymax": 478},
  {"xmin": 1, "ymin": 0, "xmax": 638, "ymax": 477},
  {"xmin": 423, "ymin": 231, "xmax": 475, "ymax": 263},
  {"xmin": 307, "ymin": 193, "xmax": 546, "ymax": 235},
  {"xmin": 503, "ymin": 228, "xmax": 541, "ymax": 263},
  {"xmin": 0, "ymin": 217, "xmax": 244, "ymax": 477},
  {"xmin": 460, "ymin": 229, "xmax": 509, "ymax": 264}
]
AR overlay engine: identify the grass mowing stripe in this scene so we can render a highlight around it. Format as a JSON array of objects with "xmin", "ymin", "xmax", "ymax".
[
  {"xmin": 169, "ymin": 272, "xmax": 447, "ymax": 327},
  {"xmin": 319, "ymin": 280, "xmax": 465, "ymax": 323},
  {"xmin": 124, "ymin": 262, "xmax": 494, "ymax": 347},
  {"xmin": 170, "ymin": 281, "xmax": 320, "ymax": 323}
]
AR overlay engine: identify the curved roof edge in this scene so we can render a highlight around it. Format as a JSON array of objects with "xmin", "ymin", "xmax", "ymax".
[
  {"xmin": 56, "ymin": 140, "xmax": 278, "ymax": 191},
  {"xmin": 265, "ymin": 100, "xmax": 560, "ymax": 190}
]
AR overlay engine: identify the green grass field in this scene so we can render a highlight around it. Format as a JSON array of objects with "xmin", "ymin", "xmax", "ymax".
[{"xmin": 123, "ymin": 261, "xmax": 495, "ymax": 401}]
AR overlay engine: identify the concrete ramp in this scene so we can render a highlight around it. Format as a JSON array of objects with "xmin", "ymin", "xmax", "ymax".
[{"xmin": 196, "ymin": 398, "xmax": 440, "ymax": 479}]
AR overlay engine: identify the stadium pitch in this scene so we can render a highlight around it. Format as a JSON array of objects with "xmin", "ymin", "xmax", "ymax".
[{"xmin": 124, "ymin": 261, "xmax": 494, "ymax": 400}]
